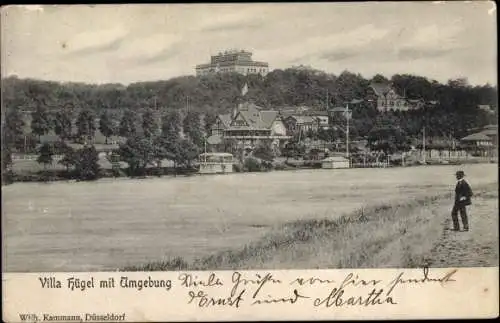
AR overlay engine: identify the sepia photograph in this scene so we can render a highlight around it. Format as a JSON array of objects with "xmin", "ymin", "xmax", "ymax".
[{"xmin": 1, "ymin": 2, "xmax": 498, "ymax": 279}]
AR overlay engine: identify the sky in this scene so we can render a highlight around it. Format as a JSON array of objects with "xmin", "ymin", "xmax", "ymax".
[{"xmin": 1, "ymin": 2, "xmax": 497, "ymax": 86}]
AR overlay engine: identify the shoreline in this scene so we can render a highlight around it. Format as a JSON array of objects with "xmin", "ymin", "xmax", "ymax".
[{"xmin": 3, "ymin": 160, "xmax": 497, "ymax": 186}]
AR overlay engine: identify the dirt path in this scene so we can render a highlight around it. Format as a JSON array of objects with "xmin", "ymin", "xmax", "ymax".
[{"xmin": 428, "ymin": 191, "xmax": 499, "ymax": 267}]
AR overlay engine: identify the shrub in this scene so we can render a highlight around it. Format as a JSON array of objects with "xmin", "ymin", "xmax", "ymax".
[
  {"xmin": 74, "ymin": 146, "xmax": 100, "ymax": 181},
  {"xmin": 232, "ymin": 163, "xmax": 243, "ymax": 173},
  {"xmin": 244, "ymin": 157, "xmax": 261, "ymax": 172}
]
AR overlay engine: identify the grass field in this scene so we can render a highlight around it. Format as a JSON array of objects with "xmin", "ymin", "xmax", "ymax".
[{"xmin": 2, "ymin": 164, "xmax": 498, "ymax": 272}]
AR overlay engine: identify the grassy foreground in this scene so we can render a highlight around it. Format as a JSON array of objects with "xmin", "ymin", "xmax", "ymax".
[{"xmin": 124, "ymin": 184, "xmax": 497, "ymax": 271}]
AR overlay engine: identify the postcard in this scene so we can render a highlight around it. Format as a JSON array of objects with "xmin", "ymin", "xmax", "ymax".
[{"xmin": 2, "ymin": 2, "xmax": 498, "ymax": 322}]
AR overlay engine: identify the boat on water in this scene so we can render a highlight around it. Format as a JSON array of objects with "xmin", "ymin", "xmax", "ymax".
[{"xmin": 198, "ymin": 152, "xmax": 234, "ymax": 174}]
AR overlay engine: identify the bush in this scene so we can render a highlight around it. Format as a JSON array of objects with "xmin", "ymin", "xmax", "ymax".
[
  {"xmin": 233, "ymin": 163, "xmax": 243, "ymax": 173},
  {"xmin": 311, "ymin": 161, "xmax": 322, "ymax": 169},
  {"xmin": 261, "ymin": 160, "xmax": 273, "ymax": 171},
  {"xmin": 244, "ymin": 157, "xmax": 261, "ymax": 172},
  {"xmin": 2, "ymin": 170, "xmax": 14, "ymax": 185}
]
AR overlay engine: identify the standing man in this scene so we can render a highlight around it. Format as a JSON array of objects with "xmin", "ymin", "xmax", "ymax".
[{"xmin": 451, "ymin": 170, "xmax": 473, "ymax": 231}]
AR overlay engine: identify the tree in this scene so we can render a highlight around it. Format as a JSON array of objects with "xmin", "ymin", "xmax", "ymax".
[
  {"xmin": 152, "ymin": 135, "xmax": 169, "ymax": 170},
  {"xmin": 118, "ymin": 135, "xmax": 156, "ymax": 176},
  {"xmin": 372, "ymin": 74, "xmax": 389, "ymax": 84},
  {"xmin": 162, "ymin": 110, "xmax": 181, "ymax": 141},
  {"xmin": 74, "ymin": 145, "xmax": 100, "ymax": 180},
  {"xmin": 31, "ymin": 106, "xmax": 51, "ymax": 140},
  {"xmin": 317, "ymin": 127, "xmax": 330, "ymax": 142},
  {"xmin": 58, "ymin": 144, "xmax": 77, "ymax": 172},
  {"xmin": 99, "ymin": 111, "xmax": 115, "ymax": 144},
  {"xmin": 142, "ymin": 109, "xmax": 159, "ymax": 138},
  {"xmin": 1, "ymin": 141, "xmax": 14, "ymax": 184},
  {"xmin": 3, "ymin": 109, "xmax": 26, "ymax": 151},
  {"xmin": 174, "ymin": 139, "xmax": 200, "ymax": 168},
  {"xmin": 183, "ymin": 110, "xmax": 203, "ymax": 147},
  {"xmin": 37, "ymin": 143, "xmax": 54, "ymax": 169},
  {"xmin": 253, "ymin": 142, "xmax": 275, "ymax": 161},
  {"xmin": 76, "ymin": 109, "xmax": 96, "ymax": 143},
  {"xmin": 204, "ymin": 111, "xmax": 218, "ymax": 135},
  {"xmin": 119, "ymin": 110, "xmax": 137, "ymax": 138},
  {"xmin": 367, "ymin": 118, "xmax": 407, "ymax": 155},
  {"xmin": 283, "ymin": 140, "xmax": 306, "ymax": 161},
  {"xmin": 54, "ymin": 111, "xmax": 73, "ymax": 141}
]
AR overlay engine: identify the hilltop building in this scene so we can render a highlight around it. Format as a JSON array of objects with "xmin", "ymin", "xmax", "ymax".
[{"xmin": 195, "ymin": 50, "xmax": 269, "ymax": 77}]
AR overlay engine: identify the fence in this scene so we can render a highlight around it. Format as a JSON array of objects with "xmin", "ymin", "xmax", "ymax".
[
  {"xmin": 351, "ymin": 161, "xmax": 389, "ymax": 168},
  {"xmin": 12, "ymin": 154, "xmax": 64, "ymax": 161}
]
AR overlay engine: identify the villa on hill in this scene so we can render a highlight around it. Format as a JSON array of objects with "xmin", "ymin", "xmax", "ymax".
[{"xmin": 366, "ymin": 82, "xmax": 436, "ymax": 112}]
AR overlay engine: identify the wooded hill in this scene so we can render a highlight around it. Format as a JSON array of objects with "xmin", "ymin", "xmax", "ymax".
[{"xmin": 2, "ymin": 67, "xmax": 498, "ymax": 141}]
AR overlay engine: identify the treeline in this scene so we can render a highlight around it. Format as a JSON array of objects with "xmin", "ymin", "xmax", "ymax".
[
  {"xmin": 2, "ymin": 105, "xmax": 206, "ymax": 182},
  {"xmin": 2, "ymin": 68, "xmax": 497, "ymax": 116},
  {"xmin": 2, "ymin": 69, "xmax": 497, "ymax": 140}
]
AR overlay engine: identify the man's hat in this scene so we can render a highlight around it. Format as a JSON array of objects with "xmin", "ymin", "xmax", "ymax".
[{"xmin": 456, "ymin": 170, "xmax": 465, "ymax": 176}]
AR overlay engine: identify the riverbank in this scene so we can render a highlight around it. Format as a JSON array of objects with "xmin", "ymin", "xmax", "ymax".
[
  {"xmin": 3, "ymin": 157, "xmax": 496, "ymax": 185},
  {"xmin": 123, "ymin": 183, "xmax": 498, "ymax": 271}
]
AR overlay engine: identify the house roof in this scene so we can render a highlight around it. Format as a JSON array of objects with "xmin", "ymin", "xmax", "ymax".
[
  {"xmin": 40, "ymin": 134, "xmax": 60, "ymax": 143},
  {"xmin": 278, "ymin": 106, "xmax": 314, "ymax": 116},
  {"xmin": 329, "ymin": 107, "xmax": 348, "ymax": 113},
  {"xmin": 461, "ymin": 132, "xmax": 492, "ymax": 141},
  {"xmin": 369, "ymin": 82, "xmax": 392, "ymax": 96},
  {"xmin": 278, "ymin": 109, "xmax": 297, "ymax": 118},
  {"xmin": 260, "ymin": 110, "xmax": 279, "ymax": 127},
  {"xmin": 303, "ymin": 110, "xmax": 329, "ymax": 116},
  {"xmin": 480, "ymin": 129, "xmax": 498, "ymax": 137},
  {"xmin": 350, "ymin": 99, "xmax": 364, "ymax": 104},
  {"xmin": 218, "ymin": 114, "xmax": 232, "ymax": 128},
  {"xmin": 224, "ymin": 102, "xmax": 280, "ymax": 131},
  {"xmin": 322, "ymin": 156, "xmax": 349, "ymax": 162},
  {"xmin": 199, "ymin": 152, "xmax": 233, "ymax": 157},
  {"xmin": 467, "ymin": 124, "xmax": 498, "ymax": 133},
  {"xmin": 67, "ymin": 143, "xmax": 119, "ymax": 152},
  {"xmin": 287, "ymin": 115, "xmax": 316, "ymax": 124}
]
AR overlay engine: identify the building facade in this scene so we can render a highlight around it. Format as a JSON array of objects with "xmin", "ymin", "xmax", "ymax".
[
  {"xmin": 210, "ymin": 102, "xmax": 290, "ymax": 154},
  {"xmin": 461, "ymin": 124, "xmax": 498, "ymax": 157},
  {"xmin": 195, "ymin": 50, "xmax": 269, "ymax": 77},
  {"xmin": 366, "ymin": 83, "xmax": 431, "ymax": 112},
  {"xmin": 284, "ymin": 115, "xmax": 319, "ymax": 135}
]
